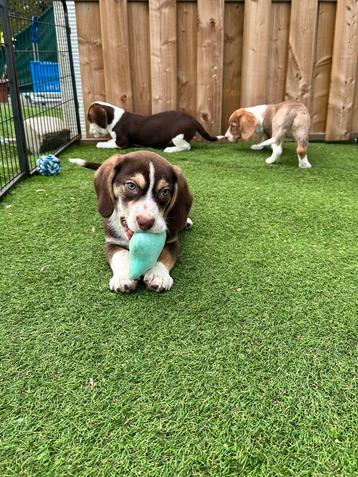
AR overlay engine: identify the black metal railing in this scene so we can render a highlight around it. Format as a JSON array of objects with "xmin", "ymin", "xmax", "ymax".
[{"xmin": 0, "ymin": 0, "xmax": 80, "ymax": 198}]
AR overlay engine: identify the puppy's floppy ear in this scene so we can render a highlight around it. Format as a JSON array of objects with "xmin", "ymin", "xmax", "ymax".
[
  {"xmin": 166, "ymin": 165, "xmax": 193, "ymax": 238},
  {"xmin": 94, "ymin": 154, "xmax": 124, "ymax": 218},
  {"xmin": 239, "ymin": 112, "xmax": 257, "ymax": 140},
  {"xmin": 229, "ymin": 110, "xmax": 240, "ymax": 126},
  {"xmin": 88, "ymin": 104, "xmax": 107, "ymax": 129}
]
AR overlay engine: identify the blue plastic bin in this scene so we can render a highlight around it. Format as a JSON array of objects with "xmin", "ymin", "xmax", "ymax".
[{"xmin": 30, "ymin": 61, "xmax": 60, "ymax": 93}]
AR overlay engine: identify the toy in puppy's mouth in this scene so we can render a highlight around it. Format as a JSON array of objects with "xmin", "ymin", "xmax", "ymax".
[
  {"xmin": 120, "ymin": 216, "xmax": 166, "ymax": 279},
  {"xmin": 120, "ymin": 217, "xmax": 134, "ymax": 240},
  {"xmin": 128, "ymin": 231, "xmax": 166, "ymax": 279}
]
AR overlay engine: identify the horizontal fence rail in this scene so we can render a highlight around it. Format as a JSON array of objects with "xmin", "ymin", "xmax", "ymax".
[{"xmin": 75, "ymin": 0, "xmax": 358, "ymax": 141}]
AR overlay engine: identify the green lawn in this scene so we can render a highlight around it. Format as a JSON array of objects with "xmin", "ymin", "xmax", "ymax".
[{"xmin": 0, "ymin": 142, "xmax": 357, "ymax": 476}]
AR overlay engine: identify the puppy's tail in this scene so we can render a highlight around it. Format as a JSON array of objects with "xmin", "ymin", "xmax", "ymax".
[
  {"xmin": 69, "ymin": 158, "xmax": 101, "ymax": 170},
  {"xmin": 195, "ymin": 120, "xmax": 224, "ymax": 142}
]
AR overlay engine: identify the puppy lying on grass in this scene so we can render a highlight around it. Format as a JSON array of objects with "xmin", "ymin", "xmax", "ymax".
[{"xmin": 70, "ymin": 151, "xmax": 192, "ymax": 293}]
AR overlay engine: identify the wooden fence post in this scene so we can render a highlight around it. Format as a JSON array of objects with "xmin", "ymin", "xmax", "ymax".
[
  {"xmin": 128, "ymin": 2, "xmax": 151, "ymax": 115},
  {"xmin": 326, "ymin": 0, "xmax": 358, "ymax": 141},
  {"xmin": 75, "ymin": 1, "xmax": 105, "ymax": 134},
  {"xmin": 178, "ymin": 2, "xmax": 198, "ymax": 118},
  {"xmin": 222, "ymin": 1, "xmax": 244, "ymax": 129},
  {"xmin": 286, "ymin": 0, "xmax": 319, "ymax": 109},
  {"xmin": 240, "ymin": 0, "xmax": 271, "ymax": 107},
  {"xmin": 149, "ymin": 0, "xmax": 177, "ymax": 113},
  {"xmin": 99, "ymin": 0, "xmax": 133, "ymax": 110},
  {"xmin": 266, "ymin": 2, "xmax": 290, "ymax": 105},
  {"xmin": 352, "ymin": 81, "xmax": 358, "ymax": 137},
  {"xmin": 197, "ymin": 0, "xmax": 224, "ymax": 135},
  {"xmin": 311, "ymin": 2, "xmax": 336, "ymax": 133}
]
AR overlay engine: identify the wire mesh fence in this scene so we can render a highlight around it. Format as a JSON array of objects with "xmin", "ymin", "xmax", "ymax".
[{"xmin": 0, "ymin": 0, "xmax": 80, "ymax": 198}]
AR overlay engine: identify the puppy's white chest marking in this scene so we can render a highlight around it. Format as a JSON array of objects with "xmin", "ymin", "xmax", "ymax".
[{"xmin": 108, "ymin": 107, "xmax": 125, "ymax": 132}]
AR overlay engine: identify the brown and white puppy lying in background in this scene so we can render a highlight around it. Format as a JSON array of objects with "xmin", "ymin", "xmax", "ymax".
[
  {"xmin": 70, "ymin": 151, "xmax": 192, "ymax": 293},
  {"xmin": 88, "ymin": 101, "xmax": 224, "ymax": 153},
  {"xmin": 225, "ymin": 100, "xmax": 312, "ymax": 168}
]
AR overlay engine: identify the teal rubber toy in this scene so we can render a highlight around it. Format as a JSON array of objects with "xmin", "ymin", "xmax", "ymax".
[{"xmin": 128, "ymin": 231, "xmax": 166, "ymax": 280}]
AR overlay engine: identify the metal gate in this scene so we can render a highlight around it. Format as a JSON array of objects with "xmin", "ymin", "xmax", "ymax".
[{"xmin": 0, "ymin": 0, "xmax": 80, "ymax": 198}]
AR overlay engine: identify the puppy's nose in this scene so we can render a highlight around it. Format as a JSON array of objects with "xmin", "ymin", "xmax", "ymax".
[{"xmin": 137, "ymin": 215, "xmax": 155, "ymax": 231}]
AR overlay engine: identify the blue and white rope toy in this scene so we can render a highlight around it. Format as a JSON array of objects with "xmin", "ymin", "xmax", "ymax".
[{"xmin": 36, "ymin": 154, "xmax": 61, "ymax": 176}]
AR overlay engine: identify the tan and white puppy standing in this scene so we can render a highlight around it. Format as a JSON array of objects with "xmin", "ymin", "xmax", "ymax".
[
  {"xmin": 70, "ymin": 151, "xmax": 192, "ymax": 293},
  {"xmin": 225, "ymin": 100, "xmax": 312, "ymax": 168}
]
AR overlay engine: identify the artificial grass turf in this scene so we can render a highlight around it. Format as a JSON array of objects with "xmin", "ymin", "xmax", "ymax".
[{"xmin": 0, "ymin": 141, "xmax": 357, "ymax": 476}]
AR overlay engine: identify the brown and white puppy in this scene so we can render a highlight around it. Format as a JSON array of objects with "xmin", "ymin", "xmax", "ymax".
[
  {"xmin": 88, "ymin": 101, "xmax": 224, "ymax": 153},
  {"xmin": 225, "ymin": 100, "xmax": 312, "ymax": 168},
  {"xmin": 70, "ymin": 151, "xmax": 192, "ymax": 293}
]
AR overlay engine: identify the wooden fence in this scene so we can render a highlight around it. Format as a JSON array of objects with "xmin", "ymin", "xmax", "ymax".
[{"xmin": 75, "ymin": 0, "xmax": 358, "ymax": 141}]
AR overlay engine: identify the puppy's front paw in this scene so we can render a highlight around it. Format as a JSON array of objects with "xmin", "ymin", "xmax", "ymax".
[
  {"xmin": 96, "ymin": 141, "xmax": 107, "ymax": 149},
  {"xmin": 163, "ymin": 146, "xmax": 177, "ymax": 153},
  {"xmin": 251, "ymin": 144, "xmax": 264, "ymax": 151},
  {"xmin": 265, "ymin": 155, "xmax": 278, "ymax": 164},
  {"xmin": 109, "ymin": 276, "xmax": 137, "ymax": 293},
  {"xmin": 96, "ymin": 140, "xmax": 119, "ymax": 149},
  {"xmin": 299, "ymin": 157, "xmax": 312, "ymax": 169},
  {"xmin": 144, "ymin": 262, "xmax": 173, "ymax": 292},
  {"xmin": 185, "ymin": 217, "xmax": 193, "ymax": 230}
]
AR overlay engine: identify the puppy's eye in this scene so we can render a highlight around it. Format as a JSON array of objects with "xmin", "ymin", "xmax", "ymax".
[
  {"xmin": 159, "ymin": 187, "xmax": 170, "ymax": 198},
  {"xmin": 126, "ymin": 181, "xmax": 138, "ymax": 192}
]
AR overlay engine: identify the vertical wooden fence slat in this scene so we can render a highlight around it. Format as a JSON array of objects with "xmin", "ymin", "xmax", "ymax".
[
  {"xmin": 326, "ymin": 0, "xmax": 358, "ymax": 140},
  {"xmin": 352, "ymin": 78, "xmax": 358, "ymax": 135},
  {"xmin": 222, "ymin": 1, "xmax": 244, "ymax": 130},
  {"xmin": 99, "ymin": 0, "xmax": 133, "ymax": 110},
  {"xmin": 240, "ymin": 0, "xmax": 271, "ymax": 107},
  {"xmin": 197, "ymin": 0, "xmax": 224, "ymax": 135},
  {"xmin": 75, "ymin": 0, "xmax": 357, "ymax": 141},
  {"xmin": 267, "ymin": 3, "xmax": 290, "ymax": 104},
  {"xmin": 75, "ymin": 2, "xmax": 105, "ymax": 135},
  {"xmin": 286, "ymin": 0, "xmax": 319, "ymax": 109},
  {"xmin": 128, "ymin": 2, "xmax": 151, "ymax": 115},
  {"xmin": 177, "ymin": 2, "xmax": 198, "ymax": 118},
  {"xmin": 149, "ymin": 0, "xmax": 177, "ymax": 113},
  {"xmin": 311, "ymin": 2, "xmax": 336, "ymax": 133}
]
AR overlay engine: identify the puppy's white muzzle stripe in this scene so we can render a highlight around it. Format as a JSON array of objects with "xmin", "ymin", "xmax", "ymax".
[
  {"xmin": 89, "ymin": 123, "xmax": 107, "ymax": 137},
  {"xmin": 126, "ymin": 161, "xmax": 167, "ymax": 234},
  {"xmin": 225, "ymin": 128, "xmax": 235, "ymax": 143},
  {"xmin": 146, "ymin": 161, "xmax": 155, "ymax": 199}
]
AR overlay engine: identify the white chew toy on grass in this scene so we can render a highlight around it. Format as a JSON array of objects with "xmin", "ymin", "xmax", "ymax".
[{"xmin": 128, "ymin": 231, "xmax": 166, "ymax": 280}]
